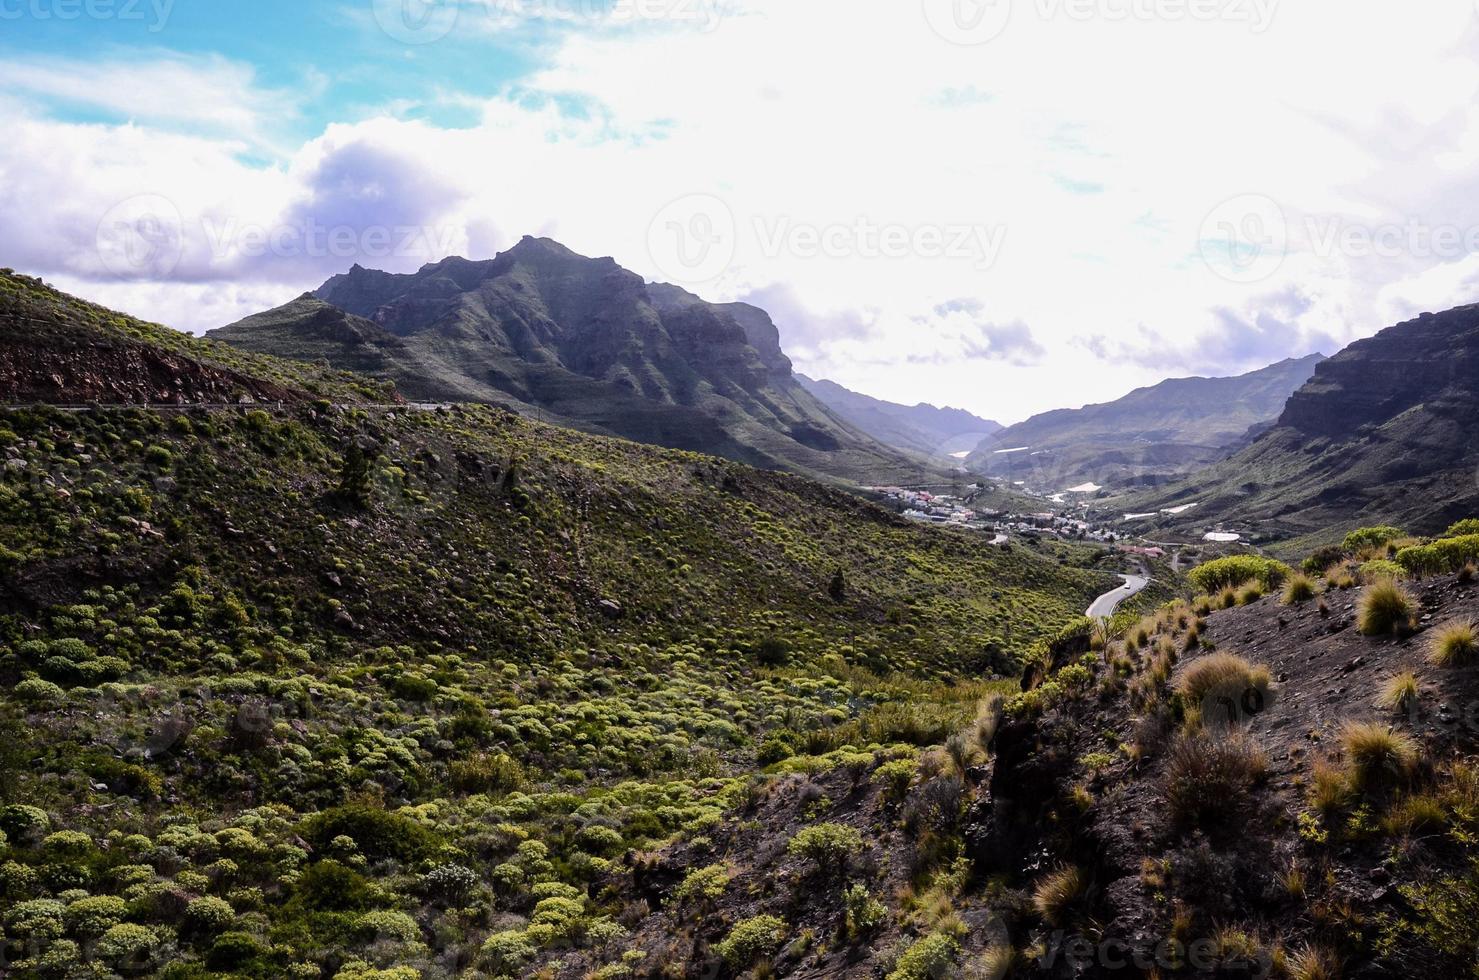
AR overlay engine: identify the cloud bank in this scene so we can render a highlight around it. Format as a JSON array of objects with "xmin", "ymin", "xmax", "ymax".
[{"xmin": 5, "ymin": 0, "xmax": 1479, "ymax": 422}]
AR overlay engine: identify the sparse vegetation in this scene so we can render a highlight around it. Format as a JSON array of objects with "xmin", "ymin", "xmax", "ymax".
[
  {"xmin": 1358, "ymin": 579, "xmax": 1416, "ymax": 636},
  {"xmin": 1283, "ymin": 573, "xmax": 1318, "ymax": 604},
  {"xmin": 1378, "ymin": 673, "xmax": 1420, "ymax": 713},
  {"xmin": 1429, "ymin": 621, "xmax": 1479, "ymax": 667},
  {"xmin": 1165, "ymin": 733, "xmax": 1268, "ymax": 826},
  {"xmin": 1, "ymin": 270, "xmax": 1471, "ymax": 976},
  {"xmin": 1341, "ymin": 722, "xmax": 1418, "ymax": 791},
  {"xmin": 1031, "ymin": 865, "xmax": 1086, "ymax": 927}
]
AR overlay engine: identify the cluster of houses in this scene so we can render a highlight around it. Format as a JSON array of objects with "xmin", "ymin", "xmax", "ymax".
[
  {"xmin": 1001, "ymin": 512, "xmax": 1121, "ymax": 543},
  {"xmin": 866, "ymin": 487, "xmax": 986, "ymax": 527},
  {"xmin": 868, "ymin": 486, "xmax": 1132, "ymax": 544}
]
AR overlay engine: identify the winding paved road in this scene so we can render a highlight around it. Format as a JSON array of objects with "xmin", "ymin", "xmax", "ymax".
[{"xmin": 1086, "ymin": 571, "xmax": 1150, "ymax": 619}]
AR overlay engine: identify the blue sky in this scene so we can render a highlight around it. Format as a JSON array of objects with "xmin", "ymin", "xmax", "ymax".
[
  {"xmin": 0, "ymin": 1, "xmax": 549, "ymax": 140},
  {"xmin": 6, "ymin": 1, "xmax": 1479, "ymax": 422}
]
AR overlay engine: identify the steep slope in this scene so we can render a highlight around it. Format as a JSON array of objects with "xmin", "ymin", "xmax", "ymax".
[
  {"xmin": 796, "ymin": 374, "xmax": 1002, "ymax": 459},
  {"xmin": 0, "ymin": 269, "xmax": 394, "ymax": 405},
  {"xmin": 210, "ymin": 239, "xmax": 934, "ymax": 485},
  {"xmin": 1139, "ymin": 305, "xmax": 1479, "ymax": 545},
  {"xmin": 0, "ymin": 274, "xmax": 1121, "ymax": 977},
  {"xmin": 968, "ymin": 353, "xmax": 1326, "ymax": 490}
]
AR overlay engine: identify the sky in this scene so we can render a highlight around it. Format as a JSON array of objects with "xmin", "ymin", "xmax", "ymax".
[{"xmin": 4, "ymin": 0, "xmax": 1479, "ymax": 424}]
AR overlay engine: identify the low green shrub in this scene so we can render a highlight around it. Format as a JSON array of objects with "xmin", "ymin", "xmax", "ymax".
[
  {"xmin": 671, "ymin": 863, "xmax": 731, "ymax": 906},
  {"xmin": 300, "ymin": 805, "xmax": 439, "ymax": 862},
  {"xmin": 1188, "ymin": 556, "xmax": 1291, "ymax": 594},
  {"xmin": 1397, "ymin": 535, "xmax": 1479, "ymax": 577},
  {"xmin": 888, "ymin": 932, "xmax": 960, "ymax": 980},
  {"xmin": 1360, "ymin": 559, "xmax": 1406, "ymax": 582},
  {"xmin": 1443, "ymin": 519, "xmax": 1479, "ymax": 539},
  {"xmin": 787, "ymin": 822, "xmax": 864, "ymax": 871},
  {"xmin": 1344, "ymin": 526, "xmax": 1406, "ymax": 554},
  {"xmin": 715, "ymin": 914, "xmax": 787, "ymax": 967}
]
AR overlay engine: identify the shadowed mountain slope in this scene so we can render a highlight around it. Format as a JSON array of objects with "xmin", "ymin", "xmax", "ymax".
[
  {"xmin": 796, "ymin": 374, "xmax": 1002, "ymax": 459},
  {"xmin": 210, "ymin": 239, "xmax": 937, "ymax": 484},
  {"xmin": 967, "ymin": 353, "xmax": 1326, "ymax": 490}
]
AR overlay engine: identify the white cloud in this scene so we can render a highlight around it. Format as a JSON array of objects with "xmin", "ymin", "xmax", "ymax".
[
  {"xmin": 0, "ymin": 52, "xmax": 302, "ymax": 151},
  {"xmin": 7, "ymin": 1, "xmax": 1479, "ymax": 422}
]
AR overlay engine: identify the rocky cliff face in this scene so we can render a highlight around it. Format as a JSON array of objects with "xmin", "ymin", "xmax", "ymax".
[
  {"xmin": 1278, "ymin": 305, "xmax": 1479, "ymax": 437},
  {"xmin": 0, "ymin": 270, "xmax": 332, "ymax": 406},
  {"xmin": 1141, "ymin": 303, "xmax": 1479, "ymax": 539},
  {"xmin": 0, "ymin": 340, "xmax": 304, "ymax": 405}
]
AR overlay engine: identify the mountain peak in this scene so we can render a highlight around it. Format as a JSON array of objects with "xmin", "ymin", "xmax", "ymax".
[{"xmin": 214, "ymin": 241, "xmax": 934, "ymax": 484}]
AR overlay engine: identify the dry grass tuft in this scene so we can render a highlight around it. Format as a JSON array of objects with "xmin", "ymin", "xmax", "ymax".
[
  {"xmin": 1165, "ymin": 732, "xmax": 1268, "ymax": 827},
  {"xmin": 1377, "ymin": 672, "xmax": 1420, "ymax": 713},
  {"xmin": 1031, "ymin": 865, "xmax": 1085, "ymax": 927},
  {"xmin": 1429, "ymin": 621, "xmax": 1479, "ymax": 668},
  {"xmin": 1287, "ymin": 943, "xmax": 1342, "ymax": 980},
  {"xmin": 1177, "ymin": 653, "xmax": 1272, "ymax": 728},
  {"xmin": 1357, "ymin": 579, "xmax": 1415, "ymax": 636},
  {"xmin": 1340, "ymin": 721, "xmax": 1417, "ymax": 791},
  {"xmin": 1283, "ymin": 573, "xmax": 1318, "ymax": 605}
]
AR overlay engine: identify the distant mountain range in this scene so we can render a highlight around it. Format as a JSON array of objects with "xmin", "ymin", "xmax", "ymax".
[
  {"xmin": 210, "ymin": 238, "xmax": 940, "ymax": 485},
  {"xmin": 967, "ymin": 353, "xmax": 1327, "ymax": 490},
  {"xmin": 1140, "ymin": 305, "xmax": 1479, "ymax": 542},
  {"xmin": 795, "ymin": 375, "xmax": 1001, "ymax": 459}
]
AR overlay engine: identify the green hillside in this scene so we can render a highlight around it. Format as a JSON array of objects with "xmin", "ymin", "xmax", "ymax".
[{"xmin": 0, "ymin": 274, "xmax": 1114, "ymax": 977}]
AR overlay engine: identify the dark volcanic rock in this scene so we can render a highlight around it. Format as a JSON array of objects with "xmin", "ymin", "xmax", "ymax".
[
  {"xmin": 212, "ymin": 237, "xmax": 933, "ymax": 483},
  {"xmin": 1278, "ymin": 305, "xmax": 1479, "ymax": 437},
  {"xmin": 1142, "ymin": 303, "xmax": 1479, "ymax": 537}
]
